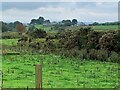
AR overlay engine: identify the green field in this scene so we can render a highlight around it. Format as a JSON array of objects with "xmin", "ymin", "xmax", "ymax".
[
  {"xmin": 93, "ymin": 25, "xmax": 118, "ymax": 31},
  {"xmin": 0, "ymin": 39, "xmax": 18, "ymax": 46},
  {"xmin": 34, "ymin": 25, "xmax": 119, "ymax": 34},
  {"xmin": 1, "ymin": 39, "xmax": 119, "ymax": 88},
  {"xmin": 35, "ymin": 25, "xmax": 57, "ymax": 34},
  {"xmin": 2, "ymin": 54, "xmax": 119, "ymax": 88}
]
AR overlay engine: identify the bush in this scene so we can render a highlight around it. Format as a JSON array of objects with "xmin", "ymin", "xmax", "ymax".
[
  {"xmin": 85, "ymin": 49, "xmax": 108, "ymax": 61},
  {"xmin": 79, "ymin": 49, "xmax": 88, "ymax": 59},
  {"xmin": 99, "ymin": 33, "xmax": 115, "ymax": 51},
  {"xmin": 2, "ymin": 32, "xmax": 19, "ymax": 39},
  {"xmin": 87, "ymin": 49, "xmax": 98, "ymax": 60},
  {"xmin": 29, "ymin": 28, "xmax": 47, "ymax": 38},
  {"xmin": 96, "ymin": 50, "xmax": 108, "ymax": 61},
  {"xmin": 68, "ymin": 48, "xmax": 80, "ymax": 57},
  {"xmin": 58, "ymin": 27, "xmax": 92, "ymax": 50},
  {"xmin": 107, "ymin": 51, "xmax": 120, "ymax": 63},
  {"xmin": 114, "ymin": 30, "xmax": 120, "ymax": 52},
  {"xmin": 87, "ymin": 31, "xmax": 104, "ymax": 49}
]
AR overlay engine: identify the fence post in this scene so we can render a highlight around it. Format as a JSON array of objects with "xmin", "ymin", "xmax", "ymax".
[{"xmin": 35, "ymin": 64, "xmax": 42, "ymax": 90}]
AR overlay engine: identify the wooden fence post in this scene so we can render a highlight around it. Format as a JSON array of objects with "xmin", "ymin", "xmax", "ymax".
[{"xmin": 35, "ymin": 64, "xmax": 42, "ymax": 90}]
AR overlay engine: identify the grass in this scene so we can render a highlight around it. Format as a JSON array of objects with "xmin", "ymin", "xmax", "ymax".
[
  {"xmin": 92, "ymin": 25, "xmax": 118, "ymax": 31},
  {"xmin": 0, "ymin": 39, "xmax": 18, "ymax": 46},
  {"xmin": 65, "ymin": 25, "xmax": 118, "ymax": 32},
  {"xmin": 2, "ymin": 54, "xmax": 119, "ymax": 88},
  {"xmin": 35, "ymin": 25, "xmax": 57, "ymax": 33}
]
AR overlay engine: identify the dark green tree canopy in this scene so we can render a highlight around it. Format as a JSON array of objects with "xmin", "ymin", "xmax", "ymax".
[
  {"xmin": 72, "ymin": 19, "xmax": 78, "ymax": 25},
  {"xmin": 30, "ymin": 16, "xmax": 50, "ymax": 25},
  {"xmin": 62, "ymin": 19, "xmax": 72, "ymax": 26}
]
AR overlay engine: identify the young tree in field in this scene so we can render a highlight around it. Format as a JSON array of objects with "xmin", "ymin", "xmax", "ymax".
[
  {"xmin": 16, "ymin": 23, "xmax": 29, "ymax": 46},
  {"xmin": 15, "ymin": 23, "xmax": 25, "ymax": 35}
]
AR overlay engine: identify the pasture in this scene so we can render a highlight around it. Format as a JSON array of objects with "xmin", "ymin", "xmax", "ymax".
[
  {"xmin": 93, "ymin": 25, "xmax": 118, "ymax": 31},
  {"xmin": 2, "ymin": 54, "xmax": 119, "ymax": 88},
  {"xmin": 1, "ymin": 39, "xmax": 119, "ymax": 88},
  {"xmin": 35, "ymin": 24, "xmax": 119, "ymax": 32},
  {"xmin": 0, "ymin": 39, "xmax": 18, "ymax": 46}
]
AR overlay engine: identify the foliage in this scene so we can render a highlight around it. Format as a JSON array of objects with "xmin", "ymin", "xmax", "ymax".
[
  {"xmin": 62, "ymin": 19, "xmax": 72, "ymax": 26},
  {"xmin": 29, "ymin": 28, "xmax": 47, "ymax": 38},
  {"xmin": 107, "ymin": 51, "xmax": 120, "ymax": 63},
  {"xmin": 114, "ymin": 30, "xmax": 120, "ymax": 52},
  {"xmin": 89, "ymin": 22, "xmax": 119, "ymax": 26},
  {"xmin": 99, "ymin": 32, "xmax": 115, "ymax": 51},
  {"xmin": 1, "ymin": 21, "xmax": 22, "ymax": 32},
  {"xmin": 15, "ymin": 23, "xmax": 26, "ymax": 35},
  {"xmin": 87, "ymin": 31, "xmax": 104, "ymax": 49},
  {"xmin": 1, "ymin": 22, "xmax": 15, "ymax": 32},
  {"xmin": 72, "ymin": 19, "xmax": 78, "ymax": 25},
  {"xmin": 30, "ymin": 16, "xmax": 50, "ymax": 25},
  {"xmin": 2, "ymin": 32, "xmax": 19, "ymax": 39}
]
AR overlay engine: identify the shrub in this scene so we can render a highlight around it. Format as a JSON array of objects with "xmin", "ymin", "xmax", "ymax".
[
  {"xmin": 77, "ymin": 27, "xmax": 92, "ymax": 49},
  {"xmin": 114, "ymin": 30, "xmax": 120, "ymax": 52},
  {"xmin": 68, "ymin": 48, "xmax": 80, "ymax": 57},
  {"xmin": 87, "ymin": 31, "xmax": 104, "ymax": 49},
  {"xmin": 107, "ymin": 51, "xmax": 120, "ymax": 63},
  {"xmin": 43, "ymin": 39, "xmax": 57, "ymax": 53},
  {"xmin": 79, "ymin": 49, "xmax": 88, "ymax": 59},
  {"xmin": 99, "ymin": 33, "xmax": 115, "ymax": 51},
  {"xmin": 2, "ymin": 32, "xmax": 19, "ymax": 39},
  {"xmin": 87, "ymin": 49, "xmax": 98, "ymax": 60},
  {"xmin": 58, "ymin": 30, "xmax": 78, "ymax": 49},
  {"xmin": 96, "ymin": 50, "xmax": 108, "ymax": 61},
  {"xmin": 45, "ymin": 35, "xmax": 56, "ymax": 41},
  {"xmin": 58, "ymin": 27, "xmax": 92, "ymax": 50},
  {"xmin": 29, "ymin": 28, "xmax": 47, "ymax": 38}
]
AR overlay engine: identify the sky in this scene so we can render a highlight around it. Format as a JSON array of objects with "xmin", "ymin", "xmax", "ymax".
[{"xmin": 0, "ymin": 2, "xmax": 119, "ymax": 23}]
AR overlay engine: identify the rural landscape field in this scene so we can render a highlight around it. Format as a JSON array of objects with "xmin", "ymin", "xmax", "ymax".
[{"xmin": 0, "ymin": 2, "xmax": 120, "ymax": 89}]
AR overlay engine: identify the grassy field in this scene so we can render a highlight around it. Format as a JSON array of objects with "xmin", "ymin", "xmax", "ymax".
[
  {"xmin": 2, "ymin": 54, "xmax": 119, "ymax": 88},
  {"xmin": 1, "ymin": 37, "xmax": 119, "ymax": 88},
  {"xmin": 35, "ymin": 24, "xmax": 119, "ymax": 34},
  {"xmin": 0, "ymin": 39, "xmax": 18, "ymax": 46},
  {"xmin": 35, "ymin": 25, "xmax": 57, "ymax": 33},
  {"xmin": 92, "ymin": 25, "xmax": 118, "ymax": 31},
  {"xmin": 65, "ymin": 25, "xmax": 119, "ymax": 32}
]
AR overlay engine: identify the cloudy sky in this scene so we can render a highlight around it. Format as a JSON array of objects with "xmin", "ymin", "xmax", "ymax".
[{"xmin": 1, "ymin": 2, "xmax": 119, "ymax": 23}]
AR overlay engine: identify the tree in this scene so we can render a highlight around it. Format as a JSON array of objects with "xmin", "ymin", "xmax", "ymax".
[
  {"xmin": 15, "ymin": 23, "xmax": 25, "ymax": 35},
  {"xmin": 30, "ymin": 19, "xmax": 37, "ymax": 25},
  {"xmin": 37, "ymin": 16, "xmax": 44, "ymax": 24},
  {"xmin": 30, "ymin": 28, "xmax": 47, "ymax": 38},
  {"xmin": 14, "ymin": 21, "xmax": 22, "ymax": 26},
  {"xmin": 72, "ymin": 19, "xmax": 78, "ymax": 25},
  {"xmin": 1, "ymin": 22, "xmax": 15, "ymax": 32},
  {"xmin": 1, "ymin": 22, "xmax": 10, "ymax": 32},
  {"xmin": 92, "ymin": 22, "xmax": 99, "ymax": 26},
  {"xmin": 44, "ymin": 20, "xmax": 50, "ymax": 24},
  {"xmin": 28, "ymin": 25, "xmax": 36, "ymax": 31},
  {"xmin": 62, "ymin": 19, "xmax": 72, "ymax": 26}
]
